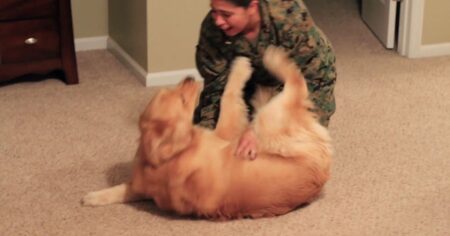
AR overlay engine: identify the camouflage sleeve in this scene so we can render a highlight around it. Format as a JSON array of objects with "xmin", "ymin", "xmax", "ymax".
[
  {"xmin": 194, "ymin": 14, "xmax": 231, "ymax": 129},
  {"xmin": 270, "ymin": 0, "xmax": 337, "ymax": 126}
]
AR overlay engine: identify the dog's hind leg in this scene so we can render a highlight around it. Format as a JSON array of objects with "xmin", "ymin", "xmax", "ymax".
[
  {"xmin": 250, "ymin": 46, "xmax": 332, "ymax": 159},
  {"xmin": 214, "ymin": 57, "xmax": 253, "ymax": 141},
  {"xmin": 263, "ymin": 46, "xmax": 310, "ymax": 107},
  {"xmin": 81, "ymin": 183, "xmax": 145, "ymax": 206},
  {"xmin": 252, "ymin": 46, "xmax": 312, "ymax": 133}
]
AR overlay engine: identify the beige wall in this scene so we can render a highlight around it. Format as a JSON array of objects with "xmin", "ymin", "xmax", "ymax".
[
  {"xmin": 109, "ymin": 0, "xmax": 148, "ymax": 70},
  {"xmin": 422, "ymin": 0, "xmax": 450, "ymax": 45},
  {"xmin": 72, "ymin": 0, "xmax": 210, "ymax": 73},
  {"xmin": 71, "ymin": 0, "xmax": 108, "ymax": 38},
  {"xmin": 147, "ymin": 1, "xmax": 209, "ymax": 73},
  {"xmin": 71, "ymin": 0, "xmax": 450, "ymax": 73}
]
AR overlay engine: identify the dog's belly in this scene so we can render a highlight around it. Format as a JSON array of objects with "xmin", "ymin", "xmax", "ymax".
[
  {"xmin": 141, "ymin": 135, "xmax": 328, "ymax": 219},
  {"xmin": 180, "ymin": 151, "xmax": 329, "ymax": 218},
  {"xmin": 222, "ymin": 156, "xmax": 326, "ymax": 216}
]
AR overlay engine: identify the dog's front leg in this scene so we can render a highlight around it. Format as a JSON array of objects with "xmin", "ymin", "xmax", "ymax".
[
  {"xmin": 215, "ymin": 57, "xmax": 253, "ymax": 141},
  {"xmin": 81, "ymin": 182, "xmax": 145, "ymax": 206}
]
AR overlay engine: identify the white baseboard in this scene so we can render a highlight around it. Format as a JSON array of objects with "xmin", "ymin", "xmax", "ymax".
[
  {"xmin": 107, "ymin": 37, "xmax": 147, "ymax": 85},
  {"xmin": 409, "ymin": 42, "xmax": 450, "ymax": 58},
  {"xmin": 107, "ymin": 37, "xmax": 201, "ymax": 87},
  {"xmin": 75, "ymin": 36, "xmax": 108, "ymax": 51}
]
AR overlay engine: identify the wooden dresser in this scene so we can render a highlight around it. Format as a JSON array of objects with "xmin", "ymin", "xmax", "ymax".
[{"xmin": 0, "ymin": 0, "xmax": 78, "ymax": 85}]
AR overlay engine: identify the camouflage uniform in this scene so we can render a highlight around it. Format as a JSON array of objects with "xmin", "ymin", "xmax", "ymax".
[{"xmin": 194, "ymin": 0, "xmax": 336, "ymax": 129}]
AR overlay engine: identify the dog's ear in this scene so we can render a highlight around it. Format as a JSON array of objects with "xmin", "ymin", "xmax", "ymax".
[{"xmin": 140, "ymin": 120, "xmax": 192, "ymax": 167}]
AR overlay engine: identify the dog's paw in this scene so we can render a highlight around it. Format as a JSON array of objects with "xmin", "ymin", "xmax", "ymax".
[
  {"xmin": 229, "ymin": 57, "xmax": 253, "ymax": 86},
  {"xmin": 263, "ymin": 46, "xmax": 289, "ymax": 73},
  {"xmin": 81, "ymin": 191, "xmax": 106, "ymax": 206}
]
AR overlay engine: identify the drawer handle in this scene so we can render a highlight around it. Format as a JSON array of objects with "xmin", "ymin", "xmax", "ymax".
[{"xmin": 25, "ymin": 37, "xmax": 38, "ymax": 45}]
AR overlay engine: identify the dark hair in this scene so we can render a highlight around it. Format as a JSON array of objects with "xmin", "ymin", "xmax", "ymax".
[{"xmin": 226, "ymin": 0, "xmax": 252, "ymax": 7}]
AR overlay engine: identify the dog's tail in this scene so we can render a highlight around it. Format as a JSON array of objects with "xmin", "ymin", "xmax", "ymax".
[{"xmin": 263, "ymin": 46, "xmax": 309, "ymax": 104}]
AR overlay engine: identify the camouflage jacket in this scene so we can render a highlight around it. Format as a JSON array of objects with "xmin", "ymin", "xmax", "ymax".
[{"xmin": 194, "ymin": 0, "xmax": 336, "ymax": 128}]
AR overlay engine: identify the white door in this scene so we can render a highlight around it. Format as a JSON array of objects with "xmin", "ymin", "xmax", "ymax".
[{"xmin": 361, "ymin": 0, "xmax": 398, "ymax": 49}]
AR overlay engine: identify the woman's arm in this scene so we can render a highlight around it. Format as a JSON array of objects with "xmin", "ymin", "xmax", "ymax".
[{"xmin": 194, "ymin": 15, "xmax": 232, "ymax": 129}]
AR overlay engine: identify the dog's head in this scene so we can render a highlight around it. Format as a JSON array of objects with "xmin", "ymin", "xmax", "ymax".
[{"xmin": 138, "ymin": 77, "xmax": 200, "ymax": 167}]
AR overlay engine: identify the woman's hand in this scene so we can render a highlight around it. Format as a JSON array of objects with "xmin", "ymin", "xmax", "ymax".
[{"xmin": 235, "ymin": 128, "xmax": 257, "ymax": 160}]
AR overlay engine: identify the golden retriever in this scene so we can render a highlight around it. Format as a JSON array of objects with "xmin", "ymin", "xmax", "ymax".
[{"xmin": 82, "ymin": 46, "xmax": 332, "ymax": 219}]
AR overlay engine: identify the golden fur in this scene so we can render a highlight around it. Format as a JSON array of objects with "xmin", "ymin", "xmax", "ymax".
[{"xmin": 82, "ymin": 46, "xmax": 332, "ymax": 219}]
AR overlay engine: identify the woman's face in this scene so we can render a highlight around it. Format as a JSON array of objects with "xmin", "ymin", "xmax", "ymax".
[{"xmin": 210, "ymin": 0, "xmax": 253, "ymax": 37}]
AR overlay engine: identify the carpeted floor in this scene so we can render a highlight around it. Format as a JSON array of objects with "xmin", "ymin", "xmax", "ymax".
[{"xmin": 1, "ymin": 0, "xmax": 449, "ymax": 235}]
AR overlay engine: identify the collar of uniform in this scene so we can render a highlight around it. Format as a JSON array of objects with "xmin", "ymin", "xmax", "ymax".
[{"xmin": 222, "ymin": 30, "xmax": 252, "ymax": 56}]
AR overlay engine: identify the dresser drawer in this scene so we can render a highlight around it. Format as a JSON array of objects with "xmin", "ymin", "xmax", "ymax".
[
  {"xmin": 0, "ymin": 19, "xmax": 60, "ymax": 64},
  {"xmin": 0, "ymin": 0, "xmax": 57, "ymax": 21},
  {"xmin": 0, "ymin": 0, "xmax": 78, "ymax": 85}
]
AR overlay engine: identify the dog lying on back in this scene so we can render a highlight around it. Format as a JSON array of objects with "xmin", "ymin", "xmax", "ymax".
[{"xmin": 82, "ymin": 46, "xmax": 332, "ymax": 219}]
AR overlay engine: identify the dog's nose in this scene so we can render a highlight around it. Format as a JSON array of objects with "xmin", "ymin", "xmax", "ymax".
[
  {"xmin": 182, "ymin": 77, "xmax": 195, "ymax": 87},
  {"xmin": 184, "ymin": 76, "xmax": 195, "ymax": 83}
]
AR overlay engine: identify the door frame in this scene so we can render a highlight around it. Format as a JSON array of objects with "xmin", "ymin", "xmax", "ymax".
[
  {"xmin": 397, "ymin": 0, "xmax": 420, "ymax": 57},
  {"xmin": 398, "ymin": 0, "xmax": 450, "ymax": 58}
]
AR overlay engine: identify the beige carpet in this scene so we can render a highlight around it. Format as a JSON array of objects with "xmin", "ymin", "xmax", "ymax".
[{"xmin": 1, "ymin": 0, "xmax": 449, "ymax": 235}]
